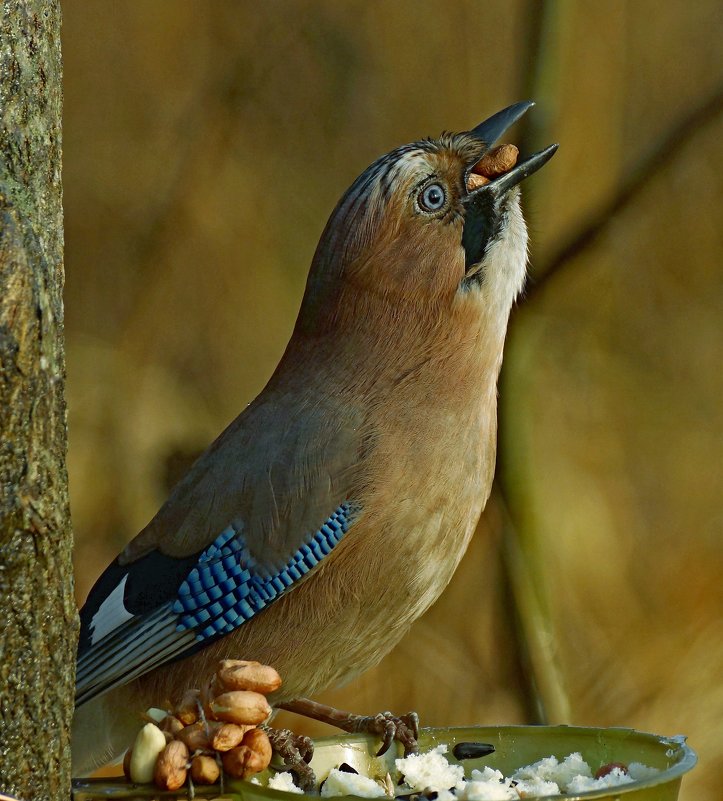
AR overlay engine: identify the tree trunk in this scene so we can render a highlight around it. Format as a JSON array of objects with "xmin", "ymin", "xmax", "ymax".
[{"xmin": 0, "ymin": 2, "xmax": 77, "ymax": 799}]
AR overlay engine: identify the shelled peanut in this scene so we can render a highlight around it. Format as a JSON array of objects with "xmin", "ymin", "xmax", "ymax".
[
  {"xmin": 466, "ymin": 144, "xmax": 519, "ymax": 191},
  {"xmin": 123, "ymin": 660, "xmax": 281, "ymax": 790}
]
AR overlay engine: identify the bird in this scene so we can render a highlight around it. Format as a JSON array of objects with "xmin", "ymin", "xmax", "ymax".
[{"xmin": 72, "ymin": 101, "xmax": 557, "ymax": 776}]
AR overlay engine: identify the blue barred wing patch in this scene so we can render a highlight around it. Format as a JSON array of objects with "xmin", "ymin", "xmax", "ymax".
[{"xmin": 172, "ymin": 502, "xmax": 358, "ymax": 642}]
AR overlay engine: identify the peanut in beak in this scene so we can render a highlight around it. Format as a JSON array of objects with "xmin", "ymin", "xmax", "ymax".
[{"xmin": 466, "ymin": 144, "xmax": 519, "ymax": 191}]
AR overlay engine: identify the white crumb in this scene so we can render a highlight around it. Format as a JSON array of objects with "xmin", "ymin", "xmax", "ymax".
[
  {"xmin": 567, "ymin": 767, "xmax": 634, "ymax": 793},
  {"xmin": 268, "ymin": 771, "xmax": 304, "ymax": 794},
  {"xmin": 511, "ymin": 752, "xmax": 591, "ymax": 791},
  {"xmin": 396, "ymin": 744, "xmax": 465, "ymax": 791},
  {"xmin": 321, "ymin": 769, "xmax": 387, "ymax": 798},
  {"xmin": 456, "ymin": 767, "xmax": 517, "ymax": 800},
  {"xmin": 628, "ymin": 762, "xmax": 661, "ymax": 781},
  {"xmin": 512, "ymin": 777, "xmax": 561, "ymax": 798}
]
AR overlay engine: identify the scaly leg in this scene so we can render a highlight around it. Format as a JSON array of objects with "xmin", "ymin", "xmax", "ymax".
[{"xmin": 278, "ymin": 698, "xmax": 420, "ymax": 756}]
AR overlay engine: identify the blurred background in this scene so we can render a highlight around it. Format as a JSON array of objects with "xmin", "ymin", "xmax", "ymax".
[{"xmin": 62, "ymin": 2, "xmax": 722, "ymax": 798}]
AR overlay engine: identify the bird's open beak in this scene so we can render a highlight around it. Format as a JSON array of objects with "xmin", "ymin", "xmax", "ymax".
[
  {"xmin": 464, "ymin": 101, "xmax": 558, "ymax": 196},
  {"xmin": 459, "ymin": 102, "xmax": 557, "ymax": 277}
]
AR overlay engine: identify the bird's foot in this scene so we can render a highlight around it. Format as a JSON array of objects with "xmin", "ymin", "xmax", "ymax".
[
  {"xmin": 344, "ymin": 710, "xmax": 420, "ymax": 756},
  {"xmin": 263, "ymin": 725, "xmax": 316, "ymax": 791},
  {"xmin": 278, "ymin": 698, "xmax": 420, "ymax": 757}
]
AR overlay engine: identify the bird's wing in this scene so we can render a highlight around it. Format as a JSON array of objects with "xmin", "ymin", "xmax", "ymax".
[{"xmin": 76, "ymin": 393, "xmax": 363, "ymax": 706}]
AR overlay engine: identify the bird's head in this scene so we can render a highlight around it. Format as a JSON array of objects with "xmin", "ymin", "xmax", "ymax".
[{"xmin": 297, "ymin": 102, "xmax": 556, "ymax": 339}]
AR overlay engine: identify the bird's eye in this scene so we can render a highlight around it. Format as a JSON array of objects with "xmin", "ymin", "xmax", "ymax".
[{"xmin": 417, "ymin": 183, "xmax": 446, "ymax": 213}]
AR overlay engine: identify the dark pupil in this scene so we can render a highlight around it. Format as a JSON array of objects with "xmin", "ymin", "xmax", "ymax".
[{"xmin": 424, "ymin": 185, "xmax": 443, "ymax": 209}]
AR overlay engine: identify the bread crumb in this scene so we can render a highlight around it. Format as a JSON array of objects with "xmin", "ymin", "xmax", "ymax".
[
  {"xmin": 268, "ymin": 771, "xmax": 304, "ymax": 794},
  {"xmin": 321, "ymin": 768, "xmax": 387, "ymax": 798},
  {"xmin": 396, "ymin": 745, "xmax": 465, "ymax": 791}
]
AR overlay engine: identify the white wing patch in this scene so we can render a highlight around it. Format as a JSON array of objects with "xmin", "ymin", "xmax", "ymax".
[{"xmin": 89, "ymin": 573, "xmax": 134, "ymax": 644}]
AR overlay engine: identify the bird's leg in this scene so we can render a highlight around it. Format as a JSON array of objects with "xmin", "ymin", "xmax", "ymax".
[
  {"xmin": 262, "ymin": 724, "xmax": 316, "ymax": 791},
  {"xmin": 278, "ymin": 698, "xmax": 420, "ymax": 757}
]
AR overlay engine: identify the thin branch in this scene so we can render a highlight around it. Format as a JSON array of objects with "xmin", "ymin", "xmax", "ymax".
[
  {"xmin": 493, "ymin": 491, "xmax": 572, "ymax": 725},
  {"xmin": 514, "ymin": 0, "xmax": 564, "ymax": 160},
  {"xmin": 492, "ymin": 0, "xmax": 571, "ymax": 727}
]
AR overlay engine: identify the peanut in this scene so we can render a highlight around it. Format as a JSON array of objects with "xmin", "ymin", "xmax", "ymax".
[
  {"xmin": 595, "ymin": 762, "xmax": 629, "ymax": 779},
  {"xmin": 129, "ymin": 722, "xmax": 167, "ymax": 783},
  {"xmin": 466, "ymin": 172, "xmax": 489, "ymax": 191},
  {"xmin": 221, "ymin": 741, "xmax": 271, "ymax": 779},
  {"xmin": 191, "ymin": 754, "xmax": 221, "ymax": 785},
  {"xmin": 158, "ymin": 714, "xmax": 185, "ymax": 737},
  {"xmin": 221, "ymin": 745, "xmax": 251, "ymax": 779},
  {"xmin": 242, "ymin": 728, "xmax": 272, "ymax": 771},
  {"xmin": 471, "ymin": 143, "xmax": 519, "ymax": 179},
  {"xmin": 154, "ymin": 740, "xmax": 189, "ymax": 791},
  {"xmin": 177, "ymin": 720, "xmax": 226, "ymax": 752},
  {"xmin": 217, "ymin": 660, "xmax": 282, "ymax": 695},
  {"xmin": 174, "ymin": 688, "xmax": 202, "ymax": 725},
  {"xmin": 211, "ymin": 722, "xmax": 251, "ymax": 751},
  {"xmin": 209, "ymin": 690, "xmax": 271, "ymax": 725}
]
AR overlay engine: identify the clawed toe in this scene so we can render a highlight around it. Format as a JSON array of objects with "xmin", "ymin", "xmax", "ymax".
[
  {"xmin": 264, "ymin": 726, "xmax": 316, "ymax": 790},
  {"xmin": 277, "ymin": 698, "xmax": 421, "ymax": 764},
  {"xmin": 353, "ymin": 710, "xmax": 420, "ymax": 756}
]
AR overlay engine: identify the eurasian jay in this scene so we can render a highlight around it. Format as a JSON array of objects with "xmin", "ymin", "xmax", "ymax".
[{"xmin": 72, "ymin": 101, "xmax": 557, "ymax": 775}]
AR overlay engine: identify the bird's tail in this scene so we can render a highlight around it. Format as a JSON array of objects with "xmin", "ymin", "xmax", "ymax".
[{"xmin": 72, "ymin": 688, "xmax": 140, "ymax": 776}]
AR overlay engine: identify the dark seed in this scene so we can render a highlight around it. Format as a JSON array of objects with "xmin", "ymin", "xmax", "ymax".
[
  {"xmin": 452, "ymin": 742, "xmax": 496, "ymax": 760},
  {"xmin": 595, "ymin": 762, "xmax": 628, "ymax": 779}
]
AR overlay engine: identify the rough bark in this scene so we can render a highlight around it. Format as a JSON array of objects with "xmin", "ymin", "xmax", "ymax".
[{"xmin": 0, "ymin": 2, "xmax": 77, "ymax": 799}]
